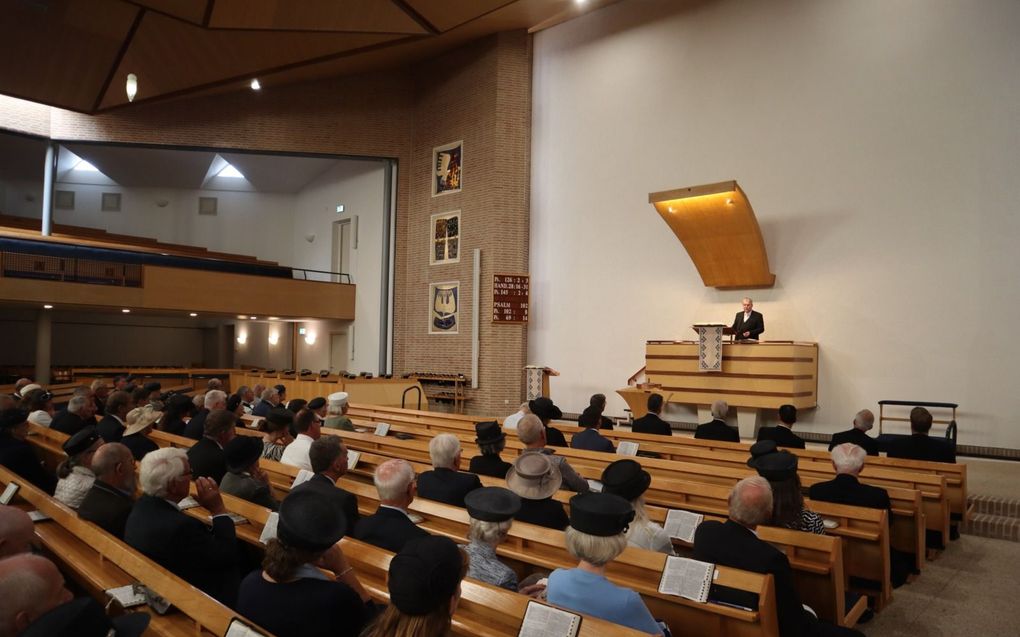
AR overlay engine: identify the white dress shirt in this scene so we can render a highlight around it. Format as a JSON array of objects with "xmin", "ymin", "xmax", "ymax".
[{"xmin": 279, "ymin": 434, "xmax": 315, "ymax": 471}]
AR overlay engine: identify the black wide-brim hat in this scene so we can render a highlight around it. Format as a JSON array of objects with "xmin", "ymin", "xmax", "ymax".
[
  {"xmin": 465, "ymin": 486, "xmax": 521, "ymax": 522},
  {"xmin": 224, "ymin": 435, "xmax": 264, "ymax": 472},
  {"xmin": 62, "ymin": 425, "xmax": 101, "ymax": 457},
  {"xmin": 278, "ymin": 489, "xmax": 347, "ymax": 552},
  {"xmin": 748, "ymin": 449, "xmax": 799, "ymax": 482},
  {"xmin": 474, "ymin": 421, "xmax": 505, "ymax": 444},
  {"xmin": 600, "ymin": 459, "xmax": 651, "ymax": 502},
  {"xmin": 746, "ymin": 440, "xmax": 778, "ymax": 466},
  {"xmin": 569, "ymin": 492, "xmax": 635, "ymax": 536},
  {"xmin": 307, "ymin": 397, "xmax": 327, "ymax": 410},
  {"xmin": 388, "ymin": 536, "xmax": 463, "ymax": 615},
  {"xmin": 528, "ymin": 397, "xmax": 562, "ymax": 421}
]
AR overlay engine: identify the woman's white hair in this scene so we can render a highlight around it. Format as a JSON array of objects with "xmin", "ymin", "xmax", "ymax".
[
  {"xmin": 139, "ymin": 447, "xmax": 188, "ymax": 498},
  {"xmin": 565, "ymin": 527, "xmax": 629, "ymax": 567},
  {"xmin": 204, "ymin": 390, "xmax": 226, "ymax": 409},
  {"xmin": 67, "ymin": 395, "xmax": 89, "ymax": 415},
  {"xmin": 468, "ymin": 518, "xmax": 512, "ymax": 545},
  {"xmin": 831, "ymin": 443, "xmax": 867, "ymax": 475},
  {"xmin": 429, "ymin": 433, "xmax": 461, "ymax": 469}
]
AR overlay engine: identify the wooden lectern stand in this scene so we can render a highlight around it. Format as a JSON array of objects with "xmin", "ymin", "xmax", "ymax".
[{"xmin": 524, "ymin": 366, "xmax": 559, "ymax": 400}]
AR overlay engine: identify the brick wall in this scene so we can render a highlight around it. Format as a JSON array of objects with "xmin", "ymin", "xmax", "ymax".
[{"xmin": 0, "ymin": 31, "xmax": 532, "ymax": 418}]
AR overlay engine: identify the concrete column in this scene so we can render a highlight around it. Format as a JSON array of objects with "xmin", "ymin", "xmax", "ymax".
[
  {"xmin": 35, "ymin": 311, "xmax": 52, "ymax": 385},
  {"xmin": 41, "ymin": 142, "xmax": 57, "ymax": 236}
]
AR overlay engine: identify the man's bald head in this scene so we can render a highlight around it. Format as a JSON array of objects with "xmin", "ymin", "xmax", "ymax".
[
  {"xmin": 0, "ymin": 507, "xmax": 35, "ymax": 559},
  {"xmin": 728, "ymin": 476, "xmax": 773, "ymax": 528},
  {"xmin": 853, "ymin": 409, "xmax": 875, "ymax": 432},
  {"xmin": 0, "ymin": 554, "xmax": 73, "ymax": 635},
  {"xmin": 91, "ymin": 443, "xmax": 137, "ymax": 493}
]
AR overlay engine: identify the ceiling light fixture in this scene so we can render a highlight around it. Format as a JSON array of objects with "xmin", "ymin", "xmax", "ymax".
[
  {"xmin": 43, "ymin": 304, "xmax": 53, "ymax": 309},
  {"xmin": 125, "ymin": 73, "xmax": 138, "ymax": 102},
  {"xmin": 250, "ymin": 316, "xmax": 258, "ymax": 320},
  {"xmin": 268, "ymin": 332, "xmax": 279, "ymax": 346},
  {"xmin": 250, "ymin": 79, "xmax": 261, "ymax": 91},
  {"xmin": 304, "ymin": 331, "xmax": 317, "ymax": 346},
  {"xmin": 189, "ymin": 312, "xmax": 198, "ymax": 317},
  {"xmin": 121, "ymin": 309, "xmax": 131, "ymax": 313},
  {"xmin": 237, "ymin": 333, "xmax": 247, "ymax": 345},
  {"xmin": 237, "ymin": 315, "xmax": 247, "ymax": 319},
  {"xmin": 268, "ymin": 316, "xmax": 279, "ymax": 320}
]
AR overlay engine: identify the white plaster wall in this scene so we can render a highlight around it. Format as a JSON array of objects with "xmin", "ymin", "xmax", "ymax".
[{"xmin": 530, "ymin": 0, "xmax": 1020, "ymax": 447}]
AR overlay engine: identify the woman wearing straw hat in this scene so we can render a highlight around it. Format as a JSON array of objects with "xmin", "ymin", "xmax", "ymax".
[
  {"xmin": 506, "ymin": 453, "xmax": 568, "ymax": 530},
  {"xmin": 121, "ymin": 405, "xmax": 161, "ymax": 461}
]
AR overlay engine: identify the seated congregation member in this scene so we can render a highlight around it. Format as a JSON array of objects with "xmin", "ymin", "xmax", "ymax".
[
  {"xmin": 501, "ymin": 401, "xmax": 530, "ymax": 430},
  {"xmin": 120, "ymin": 405, "xmax": 161, "ymax": 461},
  {"xmin": 547, "ymin": 492, "xmax": 664, "ymax": 636},
  {"xmin": 529, "ymin": 396, "xmax": 568, "ymax": 447},
  {"xmin": 191, "ymin": 393, "xmax": 206, "ymax": 413},
  {"xmin": 885, "ymin": 406, "xmax": 956, "ymax": 463},
  {"xmin": 220, "ymin": 436, "xmax": 280, "ymax": 510},
  {"xmin": 90, "ymin": 379, "xmax": 109, "ymax": 417},
  {"xmin": 756, "ymin": 404, "xmax": 806, "ymax": 448},
  {"xmin": 747, "ymin": 441, "xmax": 824, "ymax": 533},
  {"xmin": 323, "ymin": 391, "xmax": 354, "ymax": 430},
  {"xmin": 11, "ymin": 378, "xmax": 33, "ymax": 401},
  {"xmin": 463, "ymin": 487, "xmax": 522, "ymax": 591},
  {"xmin": 0, "ymin": 409, "xmax": 56, "ymax": 494},
  {"xmin": 0, "ymin": 554, "xmax": 75, "ymax": 636},
  {"xmin": 260, "ymin": 408, "xmax": 293, "ymax": 462},
  {"xmin": 19, "ymin": 595, "xmax": 150, "ymax": 637},
  {"xmin": 571, "ymin": 406, "xmax": 615, "ymax": 452},
  {"xmin": 506, "ymin": 453, "xmax": 569, "ymax": 530},
  {"xmin": 286, "ymin": 398, "xmax": 308, "ymax": 414},
  {"xmin": 695, "ymin": 477, "xmax": 864, "ymax": 637},
  {"xmin": 237, "ymin": 490, "xmax": 374, "ymax": 637},
  {"xmin": 601, "ymin": 459, "xmax": 674, "ymax": 555},
  {"xmin": 829, "ymin": 409, "xmax": 879, "ymax": 455},
  {"xmin": 53, "ymin": 427, "xmax": 102, "ymax": 509},
  {"xmin": 810, "ymin": 444, "xmax": 891, "ymax": 510},
  {"xmin": 517, "ymin": 415, "xmax": 589, "ymax": 493},
  {"xmin": 23, "ymin": 388, "xmax": 54, "ymax": 427},
  {"xmin": 468, "ymin": 421, "xmax": 513, "ymax": 478},
  {"xmin": 157, "ymin": 393, "xmax": 194, "ymax": 436},
  {"xmin": 226, "ymin": 394, "xmax": 247, "ymax": 425},
  {"xmin": 307, "ymin": 396, "xmax": 327, "ymax": 423},
  {"xmin": 251, "ymin": 387, "xmax": 280, "ymax": 417},
  {"xmin": 184, "ymin": 389, "xmax": 226, "ymax": 440},
  {"xmin": 695, "ymin": 399, "xmax": 740, "ymax": 442},
  {"xmin": 186, "ymin": 409, "xmax": 236, "ymax": 484},
  {"xmin": 124, "ymin": 447, "xmax": 240, "ymax": 605},
  {"xmin": 362, "ymin": 536, "xmax": 466, "ymax": 637},
  {"xmin": 631, "ymin": 394, "xmax": 672, "ymax": 436},
  {"xmin": 589, "ymin": 393, "xmax": 615, "ymax": 430},
  {"xmin": 78, "ymin": 443, "xmax": 137, "ymax": 538},
  {"xmin": 273, "ymin": 384, "xmax": 288, "ymax": 408},
  {"xmin": 96, "ymin": 390, "xmax": 133, "ymax": 443},
  {"xmin": 291, "ymin": 435, "xmax": 360, "ymax": 525},
  {"xmin": 50, "ymin": 394, "xmax": 95, "ymax": 436},
  {"xmin": 250, "ymin": 383, "xmax": 265, "ymax": 411},
  {"xmin": 207, "ymin": 378, "xmax": 223, "ymax": 392},
  {"xmin": 418, "ymin": 433, "xmax": 483, "ymax": 507},
  {"xmin": 353, "ymin": 458, "xmax": 430, "ymax": 552},
  {"xmin": 0, "ymin": 506, "xmax": 36, "ymax": 558},
  {"xmin": 279, "ymin": 409, "xmax": 320, "ymax": 471}
]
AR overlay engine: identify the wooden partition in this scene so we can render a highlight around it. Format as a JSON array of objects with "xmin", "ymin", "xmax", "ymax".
[{"xmin": 231, "ymin": 371, "xmax": 427, "ymax": 409}]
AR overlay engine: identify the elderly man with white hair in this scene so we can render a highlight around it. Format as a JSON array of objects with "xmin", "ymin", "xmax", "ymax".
[
  {"xmin": 50, "ymin": 394, "xmax": 95, "ymax": 436},
  {"xmin": 124, "ymin": 447, "xmax": 240, "ymax": 605},
  {"xmin": 352, "ymin": 458, "xmax": 430, "ymax": 552},
  {"xmin": 695, "ymin": 399, "xmax": 740, "ymax": 442},
  {"xmin": 809, "ymin": 444, "xmax": 891, "ymax": 511},
  {"xmin": 417, "ymin": 433, "xmax": 483, "ymax": 507},
  {"xmin": 183, "ymin": 390, "xmax": 227, "ymax": 440},
  {"xmin": 517, "ymin": 415, "xmax": 590, "ymax": 493},
  {"xmin": 251, "ymin": 387, "xmax": 280, "ymax": 417},
  {"xmin": 827, "ymin": 409, "xmax": 879, "ymax": 455}
]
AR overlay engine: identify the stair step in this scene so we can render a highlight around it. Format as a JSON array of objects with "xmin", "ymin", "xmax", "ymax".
[
  {"xmin": 967, "ymin": 494, "xmax": 1020, "ymax": 518},
  {"xmin": 960, "ymin": 512, "xmax": 1020, "ymax": 542}
]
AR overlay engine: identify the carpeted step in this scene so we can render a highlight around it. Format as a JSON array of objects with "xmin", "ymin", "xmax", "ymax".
[
  {"xmin": 960, "ymin": 512, "xmax": 1020, "ymax": 542},
  {"xmin": 967, "ymin": 494, "xmax": 1020, "ymax": 519}
]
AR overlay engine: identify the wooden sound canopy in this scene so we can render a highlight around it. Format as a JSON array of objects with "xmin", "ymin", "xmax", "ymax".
[{"xmin": 649, "ymin": 180, "xmax": 775, "ymax": 289}]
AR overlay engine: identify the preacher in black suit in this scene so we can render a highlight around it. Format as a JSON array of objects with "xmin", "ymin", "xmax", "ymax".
[
  {"xmin": 694, "ymin": 476, "xmax": 863, "ymax": 637},
  {"xmin": 695, "ymin": 400, "xmax": 740, "ymax": 442},
  {"xmin": 78, "ymin": 443, "xmax": 137, "ymax": 538},
  {"xmin": 352, "ymin": 458, "xmax": 429, "ymax": 553},
  {"xmin": 289, "ymin": 435, "xmax": 360, "ymax": 526},
  {"xmin": 631, "ymin": 394, "xmax": 672, "ymax": 436},
  {"xmin": 186, "ymin": 409, "xmax": 236, "ymax": 485},
  {"xmin": 756, "ymin": 404, "xmax": 806, "ymax": 449},
  {"xmin": 885, "ymin": 407, "xmax": 956, "ymax": 463},
  {"xmin": 731, "ymin": 297, "xmax": 765, "ymax": 340},
  {"xmin": 418, "ymin": 434, "xmax": 483, "ymax": 507},
  {"xmin": 828, "ymin": 410, "xmax": 879, "ymax": 456},
  {"xmin": 96, "ymin": 391, "xmax": 133, "ymax": 443},
  {"xmin": 124, "ymin": 447, "xmax": 240, "ymax": 606}
]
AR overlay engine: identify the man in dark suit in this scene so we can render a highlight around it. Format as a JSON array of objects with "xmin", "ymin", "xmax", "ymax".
[
  {"xmin": 183, "ymin": 390, "xmax": 226, "ymax": 440},
  {"xmin": 695, "ymin": 476, "xmax": 863, "ymax": 637},
  {"xmin": 417, "ymin": 433, "xmax": 483, "ymax": 507},
  {"xmin": 50, "ymin": 395, "xmax": 95, "ymax": 436},
  {"xmin": 468, "ymin": 421, "xmax": 514, "ymax": 478},
  {"xmin": 885, "ymin": 407, "xmax": 956, "ymax": 463},
  {"xmin": 352, "ymin": 458, "xmax": 430, "ymax": 552},
  {"xmin": 809, "ymin": 443, "xmax": 891, "ymax": 510},
  {"xmin": 731, "ymin": 297, "xmax": 764, "ymax": 340},
  {"xmin": 589, "ymin": 394, "xmax": 615, "ymax": 430},
  {"xmin": 96, "ymin": 391, "xmax": 133, "ymax": 443},
  {"xmin": 0, "ymin": 409, "xmax": 56, "ymax": 494},
  {"xmin": 631, "ymin": 393, "xmax": 672, "ymax": 436},
  {"xmin": 186, "ymin": 409, "xmax": 236, "ymax": 484},
  {"xmin": 290, "ymin": 435, "xmax": 360, "ymax": 525},
  {"xmin": 571, "ymin": 406, "xmax": 615, "ymax": 452},
  {"xmin": 124, "ymin": 447, "xmax": 240, "ymax": 606},
  {"xmin": 695, "ymin": 399, "xmax": 741, "ymax": 442},
  {"xmin": 756, "ymin": 404, "xmax": 806, "ymax": 448},
  {"xmin": 78, "ymin": 443, "xmax": 137, "ymax": 538},
  {"xmin": 828, "ymin": 409, "xmax": 879, "ymax": 456},
  {"xmin": 91, "ymin": 380, "xmax": 109, "ymax": 417}
]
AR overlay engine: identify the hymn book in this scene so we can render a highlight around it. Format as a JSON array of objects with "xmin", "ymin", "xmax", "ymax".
[
  {"xmin": 105, "ymin": 584, "xmax": 147, "ymax": 609},
  {"xmin": 517, "ymin": 601, "xmax": 581, "ymax": 637},
  {"xmin": 177, "ymin": 496, "xmax": 200, "ymax": 510},
  {"xmin": 259, "ymin": 512, "xmax": 280, "ymax": 544},
  {"xmin": 27, "ymin": 511, "xmax": 50, "ymax": 522},
  {"xmin": 374, "ymin": 423, "xmax": 391, "ymax": 436},
  {"xmin": 0, "ymin": 482, "xmax": 18, "ymax": 505},
  {"xmin": 616, "ymin": 441, "xmax": 639, "ymax": 456},
  {"xmin": 658, "ymin": 556, "xmax": 715, "ymax": 603},
  {"xmin": 663, "ymin": 509, "xmax": 704, "ymax": 543},
  {"xmin": 291, "ymin": 470, "xmax": 314, "ymax": 488},
  {"xmin": 347, "ymin": 450, "xmax": 361, "ymax": 471},
  {"xmin": 224, "ymin": 618, "xmax": 270, "ymax": 637}
]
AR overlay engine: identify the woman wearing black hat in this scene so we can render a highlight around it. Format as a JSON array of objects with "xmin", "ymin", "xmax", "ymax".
[
  {"xmin": 157, "ymin": 394, "xmax": 195, "ymax": 437},
  {"xmin": 220, "ymin": 436, "xmax": 280, "ymax": 511},
  {"xmin": 0, "ymin": 408, "xmax": 56, "ymax": 494},
  {"xmin": 462, "ymin": 487, "xmax": 536, "ymax": 593},
  {"xmin": 236, "ymin": 491, "xmax": 374, "ymax": 637},
  {"xmin": 54, "ymin": 426, "xmax": 103, "ymax": 509},
  {"xmin": 601, "ymin": 460, "xmax": 674, "ymax": 555},
  {"xmin": 528, "ymin": 397, "xmax": 568, "ymax": 447},
  {"xmin": 747, "ymin": 443, "xmax": 824, "ymax": 534},
  {"xmin": 362, "ymin": 535, "xmax": 468, "ymax": 637},
  {"xmin": 547, "ymin": 493, "xmax": 665, "ymax": 635},
  {"xmin": 467, "ymin": 422, "xmax": 513, "ymax": 478}
]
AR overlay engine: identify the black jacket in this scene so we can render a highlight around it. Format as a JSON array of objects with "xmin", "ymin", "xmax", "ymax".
[
  {"xmin": 828, "ymin": 428, "xmax": 879, "ymax": 456},
  {"xmin": 78, "ymin": 479, "xmax": 135, "ymax": 538},
  {"xmin": 468, "ymin": 454, "xmax": 513, "ymax": 479},
  {"xmin": 291, "ymin": 473, "xmax": 360, "ymax": 527},
  {"xmin": 731, "ymin": 310, "xmax": 765, "ymax": 340},
  {"xmin": 352, "ymin": 506, "xmax": 429, "ymax": 553},
  {"xmin": 124, "ymin": 495, "xmax": 239, "ymax": 606},
  {"xmin": 570, "ymin": 428, "xmax": 615, "ymax": 453},
  {"xmin": 183, "ymin": 409, "xmax": 210, "ymax": 440},
  {"xmin": 808, "ymin": 474, "xmax": 891, "ymax": 512},
  {"xmin": 160, "ymin": 417, "xmax": 187, "ymax": 437},
  {"xmin": 187, "ymin": 438, "xmax": 227, "ymax": 484},
  {"xmin": 50, "ymin": 410, "xmax": 92, "ymax": 436},
  {"xmin": 515, "ymin": 497, "xmax": 569, "ymax": 530},
  {"xmin": 417, "ymin": 468, "xmax": 482, "ymax": 508},
  {"xmin": 631, "ymin": 413, "xmax": 672, "ymax": 436},
  {"xmin": 92, "ymin": 395, "xmax": 106, "ymax": 417},
  {"xmin": 96, "ymin": 415, "xmax": 126, "ymax": 443},
  {"xmin": 0, "ymin": 436, "xmax": 56, "ymax": 494},
  {"xmin": 121, "ymin": 433, "xmax": 159, "ymax": 461},
  {"xmin": 756, "ymin": 425, "xmax": 805, "ymax": 449},
  {"xmin": 885, "ymin": 434, "xmax": 955, "ymax": 463},
  {"xmin": 545, "ymin": 426, "xmax": 568, "ymax": 447},
  {"xmin": 694, "ymin": 419, "xmax": 740, "ymax": 443}
]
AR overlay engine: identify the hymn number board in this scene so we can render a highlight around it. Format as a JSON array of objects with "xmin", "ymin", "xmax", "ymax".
[{"xmin": 492, "ymin": 273, "xmax": 529, "ymax": 324}]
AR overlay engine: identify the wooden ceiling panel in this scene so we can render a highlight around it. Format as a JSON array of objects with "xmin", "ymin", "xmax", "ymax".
[
  {"xmin": 0, "ymin": 0, "xmax": 138, "ymax": 111},
  {"xmin": 128, "ymin": 0, "xmax": 207, "ymax": 25},
  {"xmin": 403, "ymin": 0, "xmax": 516, "ymax": 33},
  {"xmin": 208, "ymin": 0, "xmax": 428, "ymax": 34},
  {"xmin": 97, "ymin": 12, "xmax": 405, "ymax": 109}
]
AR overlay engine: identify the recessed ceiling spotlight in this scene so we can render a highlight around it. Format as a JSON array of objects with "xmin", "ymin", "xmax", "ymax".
[
  {"xmin": 126, "ymin": 73, "xmax": 138, "ymax": 102},
  {"xmin": 43, "ymin": 304, "xmax": 53, "ymax": 309},
  {"xmin": 250, "ymin": 78, "xmax": 261, "ymax": 91},
  {"xmin": 121, "ymin": 308, "xmax": 131, "ymax": 313},
  {"xmin": 250, "ymin": 316, "xmax": 258, "ymax": 320},
  {"xmin": 268, "ymin": 316, "xmax": 279, "ymax": 320},
  {"xmin": 237, "ymin": 315, "xmax": 247, "ymax": 319},
  {"xmin": 189, "ymin": 312, "xmax": 198, "ymax": 317}
]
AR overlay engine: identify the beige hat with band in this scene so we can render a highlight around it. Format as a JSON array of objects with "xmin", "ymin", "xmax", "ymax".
[
  {"xmin": 123, "ymin": 405, "xmax": 162, "ymax": 437},
  {"xmin": 506, "ymin": 453, "xmax": 562, "ymax": 500}
]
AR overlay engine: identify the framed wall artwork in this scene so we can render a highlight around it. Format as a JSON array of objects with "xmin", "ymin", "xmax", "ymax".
[
  {"xmin": 432, "ymin": 140, "xmax": 463, "ymax": 196},
  {"xmin": 430, "ymin": 210, "xmax": 460, "ymax": 265},
  {"xmin": 429, "ymin": 281, "xmax": 460, "ymax": 334}
]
